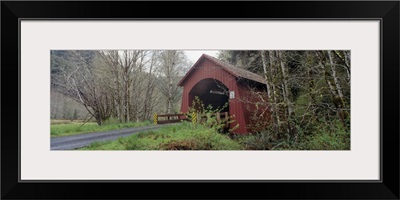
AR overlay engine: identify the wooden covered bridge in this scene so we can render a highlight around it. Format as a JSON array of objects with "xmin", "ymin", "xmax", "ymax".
[{"xmin": 177, "ymin": 54, "xmax": 269, "ymax": 134}]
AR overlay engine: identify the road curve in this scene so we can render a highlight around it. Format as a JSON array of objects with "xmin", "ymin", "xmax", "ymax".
[{"xmin": 51, "ymin": 124, "xmax": 174, "ymax": 150}]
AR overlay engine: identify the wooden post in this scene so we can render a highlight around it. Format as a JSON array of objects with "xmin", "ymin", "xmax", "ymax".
[
  {"xmin": 216, "ymin": 112, "xmax": 221, "ymax": 123},
  {"xmin": 225, "ymin": 112, "xmax": 229, "ymax": 127},
  {"xmin": 192, "ymin": 112, "xmax": 197, "ymax": 124},
  {"xmin": 154, "ymin": 113, "xmax": 158, "ymax": 125}
]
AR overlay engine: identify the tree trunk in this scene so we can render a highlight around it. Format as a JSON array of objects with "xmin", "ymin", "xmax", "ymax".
[
  {"xmin": 344, "ymin": 51, "xmax": 351, "ymax": 83},
  {"xmin": 316, "ymin": 52, "xmax": 337, "ymax": 98},
  {"xmin": 328, "ymin": 50, "xmax": 344, "ymax": 101},
  {"xmin": 167, "ymin": 80, "xmax": 173, "ymax": 114},
  {"xmin": 166, "ymin": 51, "xmax": 176, "ymax": 114},
  {"xmin": 317, "ymin": 51, "xmax": 349, "ymax": 129},
  {"xmin": 143, "ymin": 53, "xmax": 155, "ymax": 120},
  {"xmin": 306, "ymin": 51, "xmax": 317, "ymax": 102},
  {"xmin": 268, "ymin": 50, "xmax": 281, "ymax": 130},
  {"xmin": 260, "ymin": 50, "xmax": 272, "ymax": 100},
  {"xmin": 278, "ymin": 51, "xmax": 294, "ymax": 118}
]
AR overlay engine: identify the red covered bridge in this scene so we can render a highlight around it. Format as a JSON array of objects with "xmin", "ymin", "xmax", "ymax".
[{"xmin": 178, "ymin": 54, "xmax": 269, "ymax": 134}]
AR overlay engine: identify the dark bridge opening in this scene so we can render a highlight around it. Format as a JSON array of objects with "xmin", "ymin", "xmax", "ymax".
[{"xmin": 189, "ymin": 78, "xmax": 229, "ymax": 113}]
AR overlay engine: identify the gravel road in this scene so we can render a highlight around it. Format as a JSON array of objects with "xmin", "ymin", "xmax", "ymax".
[{"xmin": 51, "ymin": 124, "xmax": 173, "ymax": 150}]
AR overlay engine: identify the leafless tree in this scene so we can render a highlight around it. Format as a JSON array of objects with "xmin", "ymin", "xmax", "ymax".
[{"xmin": 157, "ymin": 50, "xmax": 190, "ymax": 113}]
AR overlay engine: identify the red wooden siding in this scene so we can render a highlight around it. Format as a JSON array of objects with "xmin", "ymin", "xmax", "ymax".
[
  {"xmin": 237, "ymin": 83, "xmax": 271, "ymax": 133},
  {"xmin": 179, "ymin": 55, "xmax": 269, "ymax": 134}
]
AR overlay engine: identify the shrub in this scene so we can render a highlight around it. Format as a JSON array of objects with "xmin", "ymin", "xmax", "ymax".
[
  {"xmin": 237, "ymin": 119, "xmax": 350, "ymax": 150},
  {"xmin": 161, "ymin": 139, "xmax": 199, "ymax": 150},
  {"xmin": 82, "ymin": 123, "xmax": 243, "ymax": 150},
  {"xmin": 237, "ymin": 131, "xmax": 289, "ymax": 150},
  {"xmin": 301, "ymin": 122, "xmax": 350, "ymax": 150},
  {"xmin": 186, "ymin": 96, "xmax": 238, "ymax": 133}
]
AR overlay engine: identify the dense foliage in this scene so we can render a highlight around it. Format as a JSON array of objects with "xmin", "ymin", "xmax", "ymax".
[{"xmin": 218, "ymin": 50, "xmax": 350, "ymax": 149}]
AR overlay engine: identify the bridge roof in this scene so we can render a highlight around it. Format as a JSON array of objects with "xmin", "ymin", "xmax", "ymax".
[{"xmin": 177, "ymin": 54, "xmax": 265, "ymax": 86}]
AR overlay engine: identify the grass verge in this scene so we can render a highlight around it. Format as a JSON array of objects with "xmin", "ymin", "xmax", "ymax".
[
  {"xmin": 80, "ymin": 122, "xmax": 242, "ymax": 150},
  {"xmin": 51, "ymin": 120, "xmax": 152, "ymax": 137}
]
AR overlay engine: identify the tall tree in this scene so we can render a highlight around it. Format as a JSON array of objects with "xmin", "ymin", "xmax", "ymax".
[
  {"xmin": 142, "ymin": 51, "xmax": 160, "ymax": 120},
  {"xmin": 222, "ymin": 50, "xmax": 350, "ymax": 139},
  {"xmin": 51, "ymin": 50, "xmax": 113, "ymax": 125},
  {"xmin": 158, "ymin": 50, "xmax": 189, "ymax": 113}
]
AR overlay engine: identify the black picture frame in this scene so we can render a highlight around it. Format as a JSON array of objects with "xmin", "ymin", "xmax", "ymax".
[{"xmin": 2, "ymin": 1, "xmax": 399, "ymax": 199}]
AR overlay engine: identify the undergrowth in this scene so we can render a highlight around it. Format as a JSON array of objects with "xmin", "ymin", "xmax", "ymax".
[
  {"xmin": 237, "ymin": 119, "xmax": 350, "ymax": 150},
  {"xmin": 81, "ymin": 122, "xmax": 242, "ymax": 150}
]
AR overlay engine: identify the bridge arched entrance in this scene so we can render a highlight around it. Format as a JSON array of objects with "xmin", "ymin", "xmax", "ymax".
[{"xmin": 188, "ymin": 78, "xmax": 229, "ymax": 113}]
